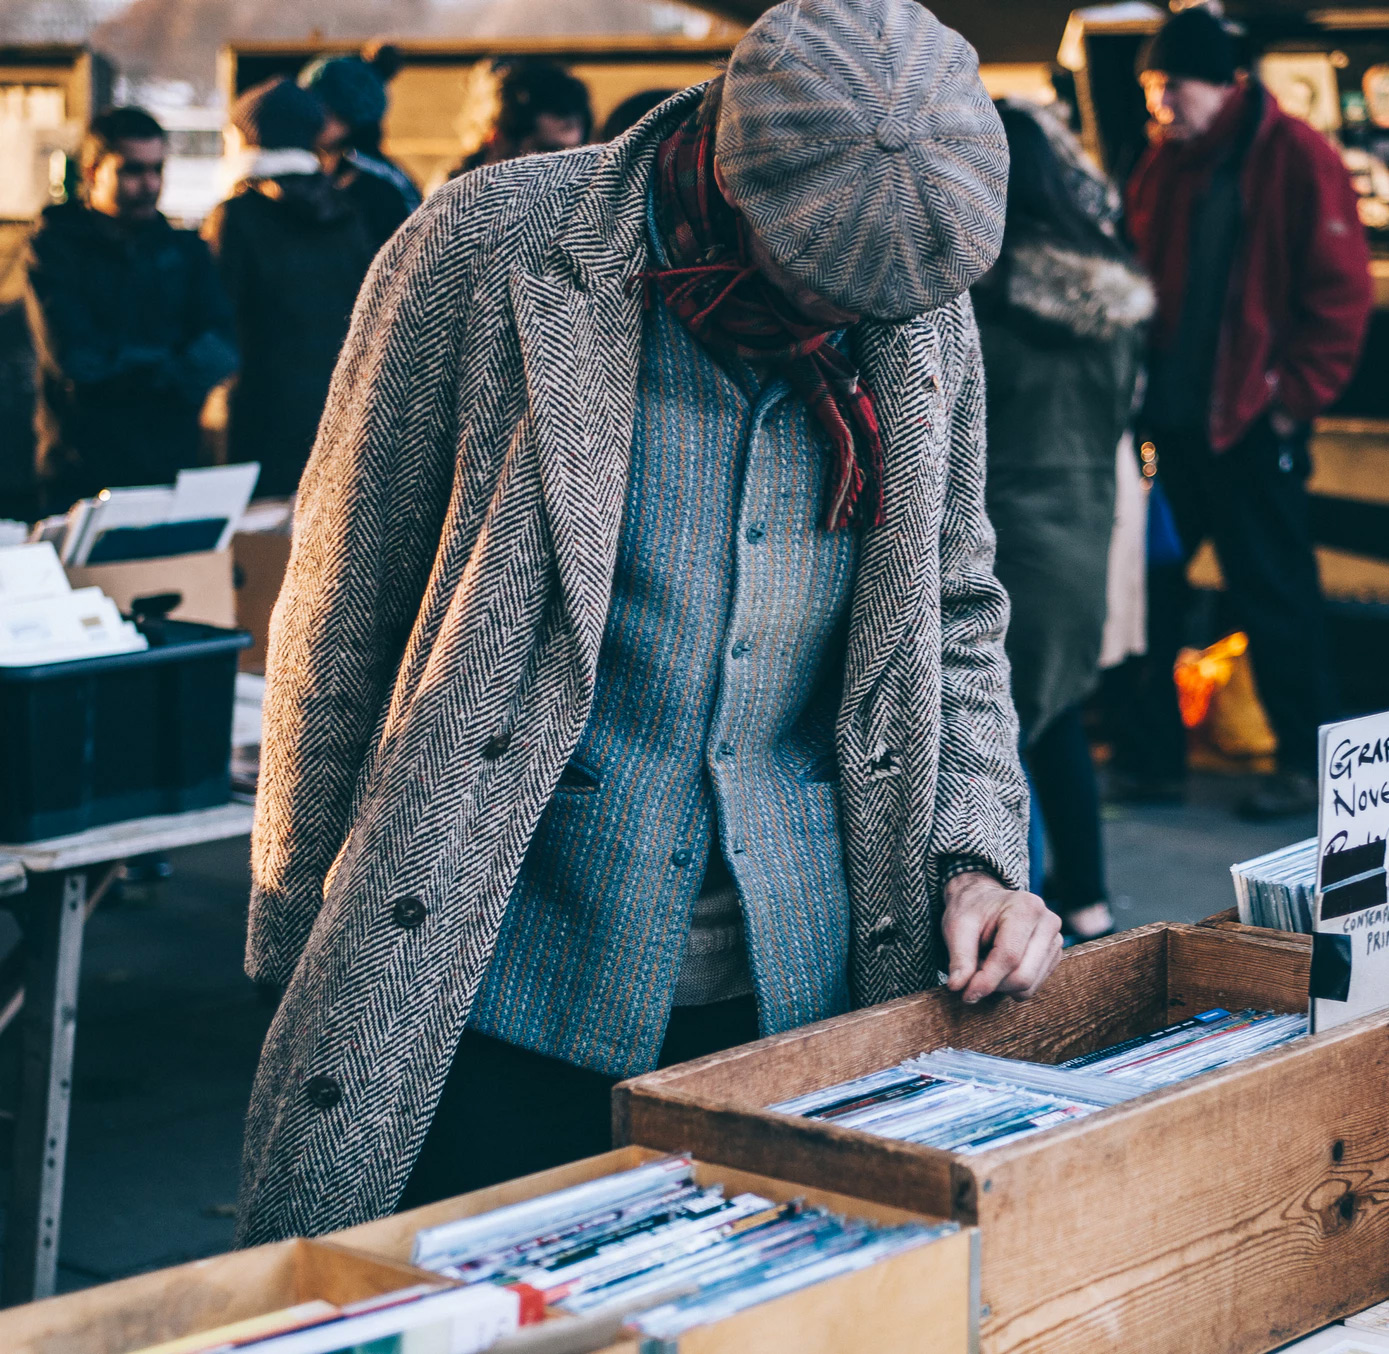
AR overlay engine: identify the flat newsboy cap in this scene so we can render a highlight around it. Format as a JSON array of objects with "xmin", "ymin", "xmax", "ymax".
[{"xmin": 717, "ymin": 0, "xmax": 1008, "ymax": 321}]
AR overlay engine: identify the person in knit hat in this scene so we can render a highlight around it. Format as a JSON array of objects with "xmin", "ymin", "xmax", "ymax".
[
  {"xmin": 237, "ymin": 0, "xmax": 1054, "ymax": 1243},
  {"xmin": 203, "ymin": 77, "xmax": 376, "ymax": 496},
  {"xmin": 300, "ymin": 47, "xmax": 421, "ymax": 252},
  {"xmin": 1119, "ymin": 5, "xmax": 1373, "ymax": 820}
]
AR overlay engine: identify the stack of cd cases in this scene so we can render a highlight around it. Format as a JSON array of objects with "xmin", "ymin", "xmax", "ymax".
[
  {"xmin": 769, "ymin": 1008, "xmax": 1307, "ymax": 1155},
  {"xmin": 1230, "ymin": 837, "xmax": 1317, "ymax": 932},
  {"xmin": 409, "ymin": 1153, "xmax": 955, "ymax": 1344}
]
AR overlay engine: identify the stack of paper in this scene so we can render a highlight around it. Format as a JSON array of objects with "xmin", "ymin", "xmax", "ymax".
[
  {"xmin": 1231, "ymin": 838, "xmax": 1317, "ymax": 932},
  {"xmin": 770, "ymin": 1008, "xmax": 1308, "ymax": 1156},
  {"xmin": 410, "ymin": 1153, "xmax": 954, "ymax": 1343},
  {"xmin": 39, "ymin": 463, "xmax": 261, "ymax": 566},
  {"xmin": 0, "ymin": 542, "xmax": 147, "ymax": 666}
]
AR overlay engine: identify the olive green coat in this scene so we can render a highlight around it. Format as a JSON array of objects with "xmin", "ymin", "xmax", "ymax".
[{"xmin": 975, "ymin": 236, "xmax": 1152, "ymax": 742}]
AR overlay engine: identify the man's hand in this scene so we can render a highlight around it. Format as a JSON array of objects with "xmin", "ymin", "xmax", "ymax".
[{"xmin": 942, "ymin": 871, "xmax": 1062, "ymax": 1005}]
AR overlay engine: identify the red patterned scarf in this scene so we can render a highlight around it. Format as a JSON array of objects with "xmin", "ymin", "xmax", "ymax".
[{"xmin": 645, "ymin": 101, "xmax": 885, "ymax": 531}]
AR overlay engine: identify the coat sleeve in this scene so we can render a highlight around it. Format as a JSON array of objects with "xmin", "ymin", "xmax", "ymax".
[
  {"xmin": 168, "ymin": 233, "xmax": 239, "ymax": 405},
  {"xmin": 245, "ymin": 183, "xmax": 485, "ymax": 986},
  {"xmin": 23, "ymin": 226, "xmax": 162, "ymax": 392},
  {"xmin": 925, "ymin": 301, "xmax": 1030, "ymax": 896},
  {"xmin": 1274, "ymin": 131, "xmax": 1374, "ymax": 421}
]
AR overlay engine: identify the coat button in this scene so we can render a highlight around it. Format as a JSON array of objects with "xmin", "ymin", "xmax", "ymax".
[
  {"xmin": 392, "ymin": 896, "xmax": 427, "ymax": 929},
  {"xmin": 305, "ymin": 1075, "xmax": 341, "ymax": 1110},
  {"xmin": 730, "ymin": 640, "xmax": 751, "ymax": 659},
  {"xmin": 868, "ymin": 749, "xmax": 898, "ymax": 775},
  {"xmin": 482, "ymin": 731, "xmax": 512, "ymax": 759},
  {"xmin": 716, "ymin": 741, "xmax": 735, "ymax": 760},
  {"xmin": 745, "ymin": 524, "xmax": 766, "ymax": 543},
  {"xmin": 671, "ymin": 848, "xmax": 693, "ymax": 868},
  {"xmin": 870, "ymin": 915, "xmax": 898, "ymax": 943}
]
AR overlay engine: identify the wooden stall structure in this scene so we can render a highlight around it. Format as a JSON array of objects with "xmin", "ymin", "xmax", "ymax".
[{"xmin": 616, "ymin": 922, "xmax": 1389, "ymax": 1354}]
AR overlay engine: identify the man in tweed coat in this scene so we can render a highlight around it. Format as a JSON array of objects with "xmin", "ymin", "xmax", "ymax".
[{"xmin": 240, "ymin": 0, "xmax": 1059, "ymax": 1244}]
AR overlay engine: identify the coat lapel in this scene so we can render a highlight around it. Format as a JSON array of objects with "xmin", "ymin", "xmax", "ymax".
[
  {"xmin": 842, "ymin": 319, "xmax": 945, "ymax": 727},
  {"xmin": 509, "ymin": 267, "xmax": 641, "ymax": 674},
  {"xmin": 508, "ymin": 83, "xmax": 707, "ymax": 681}
]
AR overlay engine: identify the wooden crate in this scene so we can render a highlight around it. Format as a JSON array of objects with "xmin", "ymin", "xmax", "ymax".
[
  {"xmin": 614, "ymin": 923, "xmax": 1389, "ymax": 1354},
  {"xmin": 0, "ymin": 1238, "xmax": 439, "ymax": 1354},
  {"xmin": 335, "ymin": 1145, "xmax": 979, "ymax": 1354},
  {"xmin": 1199, "ymin": 906, "xmax": 1315, "ymax": 946}
]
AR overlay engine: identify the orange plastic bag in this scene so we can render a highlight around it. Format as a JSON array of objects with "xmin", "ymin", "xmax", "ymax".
[{"xmin": 1174, "ymin": 632, "xmax": 1278, "ymax": 758}]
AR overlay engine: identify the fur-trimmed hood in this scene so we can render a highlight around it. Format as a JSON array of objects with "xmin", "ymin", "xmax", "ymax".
[{"xmin": 999, "ymin": 237, "xmax": 1155, "ymax": 342}]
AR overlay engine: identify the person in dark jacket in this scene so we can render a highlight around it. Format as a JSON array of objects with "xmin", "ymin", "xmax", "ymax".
[
  {"xmin": 444, "ymin": 59, "xmax": 592, "ymax": 180},
  {"xmin": 601, "ymin": 88, "xmax": 677, "ymax": 141},
  {"xmin": 975, "ymin": 101, "xmax": 1154, "ymax": 941},
  {"xmin": 25, "ymin": 106, "xmax": 238, "ymax": 512},
  {"xmin": 299, "ymin": 47, "xmax": 419, "ymax": 253},
  {"xmin": 1122, "ymin": 7, "xmax": 1374, "ymax": 819},
  {"xmin": 203, "ymin": 78, "xmax": 376, "ymax": 498}
]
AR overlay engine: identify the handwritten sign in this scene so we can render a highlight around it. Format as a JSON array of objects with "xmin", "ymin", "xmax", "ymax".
[{"xmin": 1313, "ymin": 711, "xmax": 1389, "ymax": 1031}]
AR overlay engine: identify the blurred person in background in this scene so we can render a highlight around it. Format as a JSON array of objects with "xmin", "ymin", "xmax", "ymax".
[
  {"xmin": 24, "ymin": 106, "xmax": 238, "ymax": 512},
  {"xmin": 974, "ymin": 100, "xmax": 1153, "ymax": 942},
  {"xmin": 203, "ymin": 78, "xmax": 375, "ymax": 497},
  {"xmin": 443, "ymin": 59, "xmax": 593, "ymax": 181},
  {"xmin": 237, "ymin": 0, "xmax": 1056, "ymax": 1245},
  {"xmin": 601, "ymin": 88, "xmax": 678, "ymax": 141},
  {"xmin": 1122, "ymin": 6, "xmax": 1373, "ymax": 820},
  {"xmin": 300, "ymin": 45, "xmax": 420, "ymax": 253}
]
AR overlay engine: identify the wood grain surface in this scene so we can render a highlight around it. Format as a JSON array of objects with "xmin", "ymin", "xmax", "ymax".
[{"xmin": 969, "ymin": 1009, "xmax": 1389, "ymax": 1353}]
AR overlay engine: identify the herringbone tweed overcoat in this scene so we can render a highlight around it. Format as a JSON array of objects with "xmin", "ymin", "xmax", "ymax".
[{"xmin": 237, "ymin": 85, "xmax": 1027, "ymax": 1246}]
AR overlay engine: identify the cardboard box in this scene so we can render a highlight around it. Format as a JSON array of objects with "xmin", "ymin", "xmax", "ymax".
[
  {"xmin": 231, "ymin": 529, "xmax": 292, "ymax": 673},
  {"xmin": 0, "ymin": 1238, "xmax": 441, "ymax": 1354},
  {"xmin": 66, "ymin": 550, "xmax": 235, "ymax": 629},
  {"xmin": 615, "ymin": 923, "xmax": 1389, "ymax": 1354},
  {"xmin": 335, "ymin": 1146, "xmax": 980, "ymax": 1354}
]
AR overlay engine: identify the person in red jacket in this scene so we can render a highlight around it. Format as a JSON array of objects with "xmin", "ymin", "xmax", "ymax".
[{"xmin": 1122, "ymin": 6, "xmax": 1373, "ymax": 819}]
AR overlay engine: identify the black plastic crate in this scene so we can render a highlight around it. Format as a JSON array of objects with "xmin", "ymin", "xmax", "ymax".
[{"xmin": 0, "ymin": 620, "xmax": 251, "ymax": 844}]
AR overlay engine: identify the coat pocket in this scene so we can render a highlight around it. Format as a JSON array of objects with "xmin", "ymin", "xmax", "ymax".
[{"xmin": 555, "ymin": 757, "xmax": 600, "ymax": 794}]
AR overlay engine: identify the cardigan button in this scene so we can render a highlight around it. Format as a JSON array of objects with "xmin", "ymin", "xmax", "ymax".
[
  {"xmin": 392, "ymin": 896, "xmax": 427, "ymax": 929},
  {"xmin": 730, "ymin": 640, "xmax": 752, "ymax": 659},
  {"xmin": 671, "ymin": 848, "xmax": 693, "ymax": 868},
  {"xmin": 482, "ymin": 731, "xmax": 512, "ymax": 759},
  {"xmin": 305, "ymin": 1075, "xmax": 342, "ymax": 1110}
]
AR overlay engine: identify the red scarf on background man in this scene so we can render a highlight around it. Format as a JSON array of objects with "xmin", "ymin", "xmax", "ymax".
[
  {"xmin": 1126, "ymin": 82, "xmax": 1254, "ymax": 350},
  {"xmin": 645, "ymin": 101, "xmax": 885, "ymax": 531}
]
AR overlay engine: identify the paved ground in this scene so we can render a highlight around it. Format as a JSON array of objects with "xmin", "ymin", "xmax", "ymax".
[{"xmin": 0, "ymin": 772, "xmax": 1315, "ymax": 1295}]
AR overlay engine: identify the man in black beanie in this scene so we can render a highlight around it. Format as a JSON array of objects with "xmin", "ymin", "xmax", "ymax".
[
  {"xmin": 299, "ymin": 50, "xmax": 420, "ymax": 252},
  {"xmin": 203, "ymin": 78, "xmax": 376, "ymax": 496},
  {"xmin": 1122, "ymin": 6, "xmax": 1373, "ymax": 818}
]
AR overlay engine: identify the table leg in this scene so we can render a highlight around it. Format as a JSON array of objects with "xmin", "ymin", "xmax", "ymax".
[{"xmin": 3, "ymin": 870, "xmax": 86, "ymax": 1306}]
